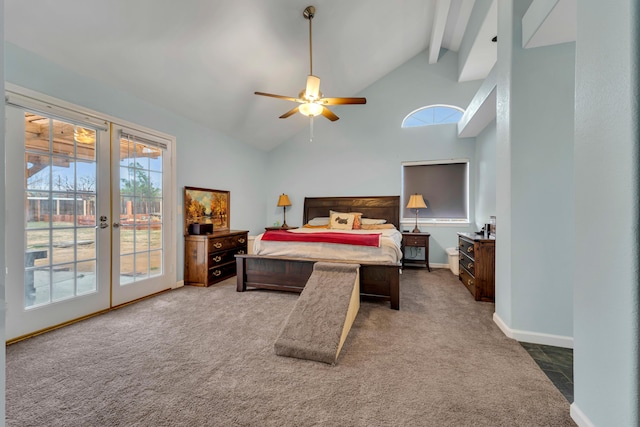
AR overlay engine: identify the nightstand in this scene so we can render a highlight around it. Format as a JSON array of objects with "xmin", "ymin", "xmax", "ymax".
[
  {"xmin": 265, "ymin": 226, "xmax": 298, "ymax": 231},
  {"xmin": 401, "ymin": 232, "xmax": 431, "ymax": 271}
]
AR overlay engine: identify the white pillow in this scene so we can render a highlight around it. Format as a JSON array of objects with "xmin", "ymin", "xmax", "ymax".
[
  {"xmin": 308, "ymin": 217, "xmax": 330, "ymax": 226},
  {"xmin": 361, "ymin": 218, "xmax": 387, "ymax": 225},
  {"xmin": 329, "ymin": 212, "xmax": 355, "ymax": 230}
]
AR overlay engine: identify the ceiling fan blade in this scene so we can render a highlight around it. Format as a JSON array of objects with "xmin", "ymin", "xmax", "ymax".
[
  {"xmin": 279, "ymin": 106, "xmax": 300, "ymax": 119},
  {"xmin": 305, "ymin": 75, "xmax": 321, "ymax": 100},
  {"xmin": 320, "ymin": 107, "xmax": 339, "ymax": 122},
  {"xmin": 255, "ymin": 92, "xmax": 303, "ymax": 103},
  {"xmin": 320, "ymin": 97, "xmax": 367, "ymax": 105}
]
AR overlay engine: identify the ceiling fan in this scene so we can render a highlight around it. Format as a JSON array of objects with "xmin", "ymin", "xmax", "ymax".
[{"xmin": 254, "ymin": 5, "xmax": 366, "ymax": 122}]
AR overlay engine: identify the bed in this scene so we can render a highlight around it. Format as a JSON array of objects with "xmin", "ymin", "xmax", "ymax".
[{"xmin": 235, "ymin": 196, "xmax": 402, "ymax": 309}]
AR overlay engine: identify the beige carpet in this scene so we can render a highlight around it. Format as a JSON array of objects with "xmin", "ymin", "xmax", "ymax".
[{"xmin": 6, "ymin": 268, "xmax": 575, "ymax": 426}]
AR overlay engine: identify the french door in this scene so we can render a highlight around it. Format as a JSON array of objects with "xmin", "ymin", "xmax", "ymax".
[
  {"xmin": 110, "ymin": 126, "xmax": 172, "ymax": 306},
  {"xmin": 5, "ymin": 93, "xmax": 174, "ymax": 340}
]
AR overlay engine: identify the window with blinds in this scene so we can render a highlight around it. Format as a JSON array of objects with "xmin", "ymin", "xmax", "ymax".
[{"xmin": 401, "ymin": 160, "xmax": 469, "ymax": 222}]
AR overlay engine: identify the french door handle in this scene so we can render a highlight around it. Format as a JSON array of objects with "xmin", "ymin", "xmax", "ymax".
[
  {"xmin": 97, "ymin": 223, "xmax": 109, "ymax": 229},
  {"xmin": 113, "ymin": 223, "xmax": 120, "ymax": 228}
]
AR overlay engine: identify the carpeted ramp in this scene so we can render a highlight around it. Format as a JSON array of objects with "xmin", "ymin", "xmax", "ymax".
[{"xmin": 274, "ymin": 262, "xmax": 360, "ymax": 364}]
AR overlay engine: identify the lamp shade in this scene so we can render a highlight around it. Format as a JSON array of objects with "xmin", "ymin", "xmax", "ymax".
[
  {"xmin": 406, "ymin": 194, "xmax": 427, "ymax": 209},
  {"xmin": 277, "ymin": 194, "xmax": 291, "ymax": 207}
]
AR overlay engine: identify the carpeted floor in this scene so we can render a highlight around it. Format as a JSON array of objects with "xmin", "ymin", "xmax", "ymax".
[{"xmin": 6, "ymin": 268, "xmax": 576, "ymax": 426}]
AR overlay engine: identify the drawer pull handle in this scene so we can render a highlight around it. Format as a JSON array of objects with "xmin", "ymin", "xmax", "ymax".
[
  {"xmin": 213, "ymin": 242, "xmax": 223, "ymax": 249},
  {"xmin": 467, "ymin": 262, "xmax": 473, "ymax": 269},
  {"xmin": 238, "ymin": 238, "xmax": 246, "ymax": 244},
  {"xmin": 212, "ymin": 270, "xmax": 222, "ymax": 277},
  {"xmin": 237, "ymin": 250, "xmax": 245, "ymax": 254},
  {"xmin": 213, "ymin": 256, "xmax": 222, "ymax": 262},
  {"xmin": 467, "ymin": 279, "xmax": 474, "ymax": 286},
  {"xmin": 467, "ymin": 246, "xmax": 474, "ymax": 253}
]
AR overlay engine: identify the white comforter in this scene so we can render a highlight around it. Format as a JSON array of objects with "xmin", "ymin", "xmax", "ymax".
[{"xmin": 253, "ymin": 228, "xmax": 403, "ymax": 264}]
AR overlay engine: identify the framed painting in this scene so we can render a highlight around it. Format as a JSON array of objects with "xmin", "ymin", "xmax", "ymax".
[{"xmin": 184, "ymin": 186, "xmax": 230, "ymax": 234}]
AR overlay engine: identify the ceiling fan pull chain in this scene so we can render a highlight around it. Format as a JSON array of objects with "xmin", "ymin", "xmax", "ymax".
[{"xmin": 309, "ymin": 116, "xmax": 314, "ymax": 142}]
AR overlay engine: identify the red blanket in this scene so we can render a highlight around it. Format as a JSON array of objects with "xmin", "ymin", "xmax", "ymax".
[{"xmin": 262, "ymin": 230, "xmax": 381, "ymax": 247}]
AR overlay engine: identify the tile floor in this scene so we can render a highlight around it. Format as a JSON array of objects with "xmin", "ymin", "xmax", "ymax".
[{"xmin": 520, "ymin": 342, "xmax": 574, "ymax": 403}]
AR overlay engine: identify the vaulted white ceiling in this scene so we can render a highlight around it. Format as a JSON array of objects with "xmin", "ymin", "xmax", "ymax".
[{"xmin": 4, "ymin": 0, "xmax": 575, "ymax": 151}]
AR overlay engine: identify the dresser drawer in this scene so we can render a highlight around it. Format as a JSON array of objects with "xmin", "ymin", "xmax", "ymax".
[
  {"xmin": 459, "ymin": 267, "xmax": 476, "ymax": 297},
  {"xmin": 459, "ymin": 252, "xmax": 475, "ymax": 275},
  {"xmin": 208, "ymin": 234, "xmax": 247, "ymax": 252},
  {"xmin": 208, "ymin": 262, "xmax": 237, "ymax": 283},
  {"xmin": 458, "ymin": 238, "xmax": 474, "ymax": 256},
  {"xmin": 209, "ymin": 247, "xmax": 245, "ymax": 267},
  {"xmin": 404, "ymin": 235, "xmax": 427, "ymax": 246}
]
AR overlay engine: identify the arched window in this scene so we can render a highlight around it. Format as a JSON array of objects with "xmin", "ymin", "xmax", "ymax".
[{"xmin": 401, "ymin": 105, "xmax": 464, "ymax": 128}]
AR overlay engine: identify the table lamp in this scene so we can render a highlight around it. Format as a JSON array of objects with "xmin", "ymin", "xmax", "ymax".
[
  {"xmin": 406, "ymin": 194, "xmax": 427, "ymax": 233},
  {"xmin": 277, "ymin": 194, "xmax": 292, "ymax": 228}
]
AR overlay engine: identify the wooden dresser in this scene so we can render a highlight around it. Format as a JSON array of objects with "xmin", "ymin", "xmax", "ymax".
[
  {"xmin": 184, "ymin": 229, "xmax": 248, "ymax": 287},
  {"xmin": 457, "ymin": 232, "xmax": 495, "ymax": 302}
]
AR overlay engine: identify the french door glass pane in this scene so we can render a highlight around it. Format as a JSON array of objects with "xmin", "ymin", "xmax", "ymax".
[
  {"xmin": 120, "ymin": 254, "xmax": 135, "ymax": 285},
  {"xmin": 118, "ymin": 135, "xmax": 164, "ymax": 286},
  {"xmin": 23, "ymin": 113, "xmax": 99, "ymax": 308},
  {"xmin": 26, "ymin": 192, "xmax": 51, "ymax": 228},
  {"xmin": 150, "ymin": 250, "xmax": 162, "ymax": 277},
  {"xmin": 77, "ymin": 260, "xmax": 97, "ymax": 295}
]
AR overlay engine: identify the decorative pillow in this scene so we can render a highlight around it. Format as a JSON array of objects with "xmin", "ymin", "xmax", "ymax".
[
  {"xmin": 329, "ymin": 212, "xmax": 355, "ymax": 230},
  {"xmin": 303, "ymin": 223, "xmax": 329, "ymax": 229},
  {"xmin": 361, "ymin": 218, "xmax": 387, "ymax": 225},
  {"xmin": 308, "ymin": 217, "xmax": 330, "ymax": 226},
  {"xmin": 328, "ymin": 210, "xmax": 362, "ymax": 230},
  {"xmin": 361, "ymin": 223, "xmax": 395, "ymax": 230}
]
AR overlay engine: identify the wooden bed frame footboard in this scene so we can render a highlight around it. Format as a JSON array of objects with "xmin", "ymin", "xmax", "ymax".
[{"xmin": 236, "ymin": 255, "xmax": 400, "ymax": 310}]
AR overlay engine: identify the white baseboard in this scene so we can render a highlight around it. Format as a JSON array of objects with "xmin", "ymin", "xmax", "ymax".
[
  {"xmin": 174, "ymin": 280, "xmax": 184, "ymax": 289},
  {"xmin": 493, "ymin": 312, "xmax": 574, "ymax": 348},
  {"xmin": 570, "ymin": 403, "xmax": 596, "ymax": 427}
]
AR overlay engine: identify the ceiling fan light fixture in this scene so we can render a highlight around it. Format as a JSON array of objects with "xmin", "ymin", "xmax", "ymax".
[
  {"xmin": 299, "ymin": 102, "xmax": 323, "ymax": 117},
  {"xmin": 254, "ymin": 5, "xmax": 365, "ymax": 123},
  {"xmin": 305, "ymin": 75, "xmax": 321, "ymax": 100}
]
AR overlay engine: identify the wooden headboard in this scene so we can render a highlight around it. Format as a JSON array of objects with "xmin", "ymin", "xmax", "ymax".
[{"xmin": 303, "ymin": 196, "xmax": 401, "ymax": 229}]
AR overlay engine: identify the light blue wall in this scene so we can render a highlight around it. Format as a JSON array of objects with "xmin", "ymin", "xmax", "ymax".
[
  {"xmin": 266, "ymin": 50, "xmax": 482, "ymax": 265},
  {"xmin": 0, "ymin": 0, "xmax": 7, "ymax": 420},
  {"xmin": 4, "ymin": 42, "xmax": 269, "ymax": 281},
  {"xmin": 495, "ymin": 1, "xmax": 574, "ymax": 341},
  {"xmin": 474, "ymin": 120, "xmax": 496, "ymax": 229},
  {"xmin": 573, "ymin": 1, "xmax": 639, "ymax": 425}
]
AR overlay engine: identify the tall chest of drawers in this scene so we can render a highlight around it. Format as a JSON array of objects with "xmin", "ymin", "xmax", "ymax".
[
  {"xmin": 184, "ymin": 230, "xmax": 248, "ymax": 286},
  {"xmin": 457, "ymin": 232, "xmax": 495, "ymax": 302}
]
